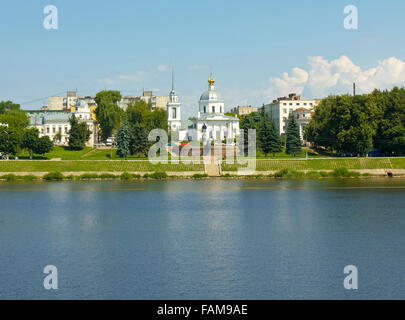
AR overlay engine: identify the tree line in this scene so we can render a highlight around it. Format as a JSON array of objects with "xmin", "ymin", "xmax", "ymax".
[
  {"xmin": 240, "ymin": 108, "xmax": 302, "ymax": 157},
  {"xmin": 94, "ymin": 90, "xmax": 167, "ymax": 158},
  {"xmin": 305, "ymin": 87, "xmax": 405, "ymax": 156}
]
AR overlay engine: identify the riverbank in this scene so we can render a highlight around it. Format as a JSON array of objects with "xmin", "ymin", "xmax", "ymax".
[{"xmin": 1, "ymin": 167, "xmax": 404, "ymax": 181}]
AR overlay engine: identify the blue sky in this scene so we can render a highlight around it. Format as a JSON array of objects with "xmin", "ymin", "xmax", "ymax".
[{"xmin": 1, "ymin": 0, "xmax": 405, "ymax": 118}]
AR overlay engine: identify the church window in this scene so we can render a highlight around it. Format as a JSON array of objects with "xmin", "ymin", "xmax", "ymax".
[
  {"xmin": 212, "ymin": 106, "xmax": 215, "ymax": 113},
  {"xmin": 204, "ymin": 106, "xmax": 206, "ymax": 113},
  {"xmin": 172, "ymin": 108, "xmax": 177, "ymax": 119},
  {"xmin": 220, "ymin": 106, "xmax": 222, "ymax": 113}
]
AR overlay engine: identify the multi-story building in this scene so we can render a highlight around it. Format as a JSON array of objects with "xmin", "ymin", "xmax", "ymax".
[
  {"xmin": 27, "ymin": 100, "xmax": 98, "ymax": 147},
  {"xmin": 230, "ymin": 105, "xmax": 257, "ymax": 116},
  {"xmin": 48, "ymin": 90, "xmax": 170, "ymax": 112},
  {"xmin": 118, "ymin": 91, "xmax": 170, "ymax": 111},
  {"xmin": 264, "ymin": 93, "xmax": 319, "ymax": 135}
]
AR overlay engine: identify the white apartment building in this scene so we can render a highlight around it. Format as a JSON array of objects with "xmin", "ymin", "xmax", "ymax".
[
  {"xmin": 264, "ymin": 93, "xmax": 320, "ymax": 135},
  {"xmin": 28, "ymin": 100, "xmax": 98, "ymax": 147}
]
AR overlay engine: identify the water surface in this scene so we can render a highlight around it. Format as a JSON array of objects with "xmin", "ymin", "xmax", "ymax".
[{"xmin": 1, "ymin": 179, "xmax": 405, "ymax": 299}]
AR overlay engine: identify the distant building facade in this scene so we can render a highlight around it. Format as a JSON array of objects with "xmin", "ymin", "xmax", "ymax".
[
  {"xmin": 118, "ymin": 91, "xmax": 170, "ymax": 111},
  {"xmin": 264, "ymin": 93, "xmax": 319, "ymax": 135},
  {"xmin": 48, "ymin": 91, "xmax": 170, "ymax": 112},
  {"xmin": 230, "ymin": 105, "xmax": 257, "ymax": 116},
  {"xmin": 27, "ymin": 100, "xmax": 98, "ymax": 147}
]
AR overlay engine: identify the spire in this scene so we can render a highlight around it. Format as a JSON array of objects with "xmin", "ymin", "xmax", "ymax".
[
  {"xmin": 208, "ymin": 68, "xmax": 215, "ymax": 86},
  {"xmin": 171, "ymin": 67, "xmax": 174, "ymax": 91}
]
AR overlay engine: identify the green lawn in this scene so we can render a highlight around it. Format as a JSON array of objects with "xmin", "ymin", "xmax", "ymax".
[
  {"xmin": 0, "ymin": 160, "xmax": 204, "ymax": 172},
  {"xmin": 222, "ymin": 158, "xmax": 405, "ymax": 171}
]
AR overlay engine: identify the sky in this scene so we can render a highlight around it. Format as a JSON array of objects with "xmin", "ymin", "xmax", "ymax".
[{"xmin": 1, "ymin": 0, "xmax": 405, "ymax": 119}]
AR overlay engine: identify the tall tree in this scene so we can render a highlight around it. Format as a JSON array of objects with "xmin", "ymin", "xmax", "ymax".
[
  {"xmin": 130, "ymin": 123, "xmax": 149, "ymax": 156},
  {"xmin": 117, "ymin": 118, "xmax": 131, "ymax": 158},
  {"xmin": 0, "ymin": 126, "xmax": 19, "ymax": 156},
  {"xmin": 0, "ymin": 109, "xmax": 29, "ymax": 153},
  {"xmin": 34, "ymin": 136, "xmax": 53, "ymax": 156},
  {"xmin": 94, "ymin": 90, "xmax": 123, "ymax": 141},
  {"xmin": 258, "ymin": 113, "xmax": 282, "ymax": 157},
  {"xmin": 68, "ymin": 115, "xmax": 91, "ymax": 150},
  {"xmin": 286, "ymin": 115, "xmax": 302, "ymax": 157},
  {"xmin": 22, "ymin": 127, "xmax": 40, "ymax": 158}
]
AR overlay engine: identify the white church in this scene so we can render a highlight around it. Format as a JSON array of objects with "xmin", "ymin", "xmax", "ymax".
[{"xmin": 167, "ymin": 73, "xmax": 240, "ymax": 142}]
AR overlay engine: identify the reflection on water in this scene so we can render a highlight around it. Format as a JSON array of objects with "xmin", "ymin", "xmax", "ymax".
[{"xmin": 0, "ymin": 179, "xmax": 405, "ymax": 299}]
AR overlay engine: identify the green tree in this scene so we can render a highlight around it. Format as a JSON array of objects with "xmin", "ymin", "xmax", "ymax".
[
  {"xmin": 117, "ymin": 118, "xmax": 131, "ymax": 158},
  {"xmin": 22, "ymin": 127, "xmax": 40, "ymax": 158},
  {"xmin": 94, "ymin": 90, "xmax": 123, "ymax": 141},
  {"xmin": 68, "ymin": 115, "xmax": 91, "ymax": 150},
  {"xmin": 53, "ymin": 130, "xmax": 62, "ymax": 144},
  {"xmin": 0, "ymin": 101, "xmax": 20, "ymax": 114},
  {"xmin": 373, "ymin": 87, "xmax": 405, "ymax": 155},
  {"xmin": 286, "ymin": 115, "xmax": 302, "ymax": 157},
  {"xmin": 130, "ymin": 123, "xmax": 149, "ymax": 156},
  {"xmin": 0, "ymin": 109, "xmax": 29, "ymax": 153},
  {"xmin": 0, "ymin": 126, "xmax": 19, "ymax": 156},
  {"xmin": 34, "ymin": 136, "xmax": 53, "ymax": 156}
]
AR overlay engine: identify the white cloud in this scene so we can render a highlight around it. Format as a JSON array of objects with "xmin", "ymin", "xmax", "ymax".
[{"xmin": 266, "ymin": 56, "xmax": 405, "ymax": 100}]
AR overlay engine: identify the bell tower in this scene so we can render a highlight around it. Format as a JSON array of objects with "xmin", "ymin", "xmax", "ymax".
[{"xmin": 167, "ymin": 68, "xmax": 182, "ymax": 133}]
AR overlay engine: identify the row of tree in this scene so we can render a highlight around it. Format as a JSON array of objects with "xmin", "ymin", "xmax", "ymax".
[
  {"xmin": 240, "ymin": 109, "xmax": 302, "ymax": 156},
  {"xmin": 93, "ymin": 90, "xmax": 167, "ymax": 158},
  {"xmin": 305, "ymin": 87, "xmax": 405, "ymax": 156}
]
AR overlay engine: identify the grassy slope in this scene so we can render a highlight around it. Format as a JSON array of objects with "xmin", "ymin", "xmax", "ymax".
[
  {"xmin": 222, "ymin": 158, "xmax": 405, "ymax": 171},
  {"xmin": 0, "ymin": 160, "xmax": 204, "ymax": 172}
]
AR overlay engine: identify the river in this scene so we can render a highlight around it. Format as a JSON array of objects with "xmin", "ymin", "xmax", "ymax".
[{"xmin": 0, "ymin": 179, "xmax": 405, "ymax": 299}]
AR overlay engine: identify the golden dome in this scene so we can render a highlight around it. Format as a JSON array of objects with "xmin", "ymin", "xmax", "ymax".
[{"xmin": 208, "ymin": 72, "xmax": 215, "ymax": 86}]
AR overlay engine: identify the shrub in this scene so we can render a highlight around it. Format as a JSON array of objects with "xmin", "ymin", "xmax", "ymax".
[
  {"xmin": 99, "ymin": 173, "xmax": 117, "ymax": 179},
  {"xmin": 192, "ymin": 173, "xmax": 209, "ymax": 179},
  {"xmin": 1, "ymin": 174, "xmax": 17, "ymax": 181},
  {"xmin": 22, "ymin": 175, "xmax": 38, "ymax": 181},
  {"xmin": 78, "ymin": 173, "xmax": 99, "ymax": 180},
  {"xmin": 43, "ymin": 172, "xmax": 64, "ymax": 181},
  {"xmin": 331, "ymin": 167, "xmax": 360, "ymax": 177},
  {"xmin": 306, "ymin": 171, "xmax": 321, "ymax": 178},
  {"xmin": 149, "ymin": 172, "xmax": 167, "ymax": 179},
  {"xmin": 120, "ymin": 172, "xmax": 133, "ymax": 180}
]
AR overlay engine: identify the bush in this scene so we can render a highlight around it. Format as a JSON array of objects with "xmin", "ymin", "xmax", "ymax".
[
  {"xmin": 43, "ymin": 171, "xmax": 64, "ymax": 181},
  {"xmin": 331, "ymin": 167, "xmax": 360, "ymax": 177},
  {"xmin": 78, "ymin": 173, "xmax": 99, "ymax": 180},
  {"xmin": 192, "ymin": 173, "xmax": 209, "ymax": 179},
  {"xmin": 0, "ymin": 174, "xmax": 17, "ymax": 181},
  {"xmin": 99, "ymin": 173, "xmax": 117, "ymax": 179},
  {"xmin": 120, "ymin": 172, "xmax": 133, "ymax": 180},
  {"xmin": 149, "ymin": 172, "xmax": 167, "ymax": 179},
  {"xmin": 274, "ymin": 169, "xmax": 304, "ymax": 178},
  {"xmin": 21, "ymin": 175, "xmax": 38, "ymax": 181}
]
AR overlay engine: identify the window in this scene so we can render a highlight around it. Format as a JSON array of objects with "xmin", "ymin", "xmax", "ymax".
[
  {"xmin": 172, "ymin": 108, "xmax": 177, "ymax": 119},
  {"xmin": 212, "ymin": 106, "xmax": 215, "ymax": 113},
  {"xmin": 220, "ymin": 106, "xmax": 222, "ymax": 113},
  {"xmin": 289, "ymin": 103, "xmax": 293, "ymax": 106},
  {"xmin": 53, "ymin": 127, "xmax": 56, "ymax": 133},
  {"xmin": 204, "ymin": 106, "xmax": 206, "ymax": 113},
  {"xmin": 296, "ymin": 103, "xmax": 300, "ymax": 106},
  {"xmin": 46, "ymin": 127, "xmax": 49, "ymax": 134},
  {"xmin": 283, "ymin": 108, "xmax": 287, "ymax": 114},
  {"xmin": 64, "ymin": 127, "xmax": 68, "ymax": 134},
  {"xmin": 289, "ymin": 109, "xmax": 293, "ymax": 113},
  {"xmin": 283, "ymin": 117, "xmax": 287, "ymax": 121},
  {"xmin": 297, "ymin": 114, "xmax": 299, "ymax": 119}
]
